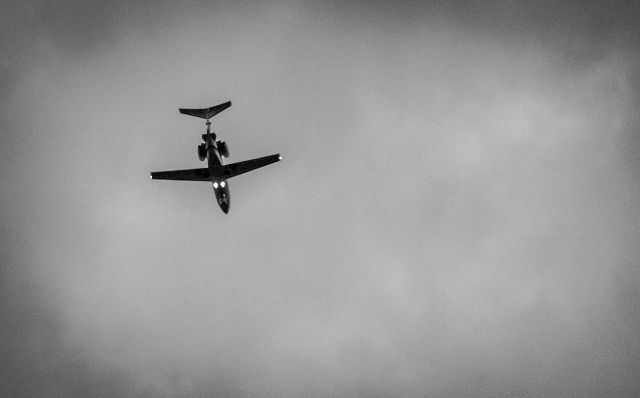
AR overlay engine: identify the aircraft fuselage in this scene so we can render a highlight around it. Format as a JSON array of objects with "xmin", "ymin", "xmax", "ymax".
[{"xmin": 203, "ymin": 132, "xmax": 230, "ymax": 213}]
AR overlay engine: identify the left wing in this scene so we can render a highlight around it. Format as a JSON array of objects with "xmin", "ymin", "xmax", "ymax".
[
  {"xmin": 150, "ymin": 168, "xmax": 210, "ymax": 181},
  {"xmin": 223, "ymin": 154, "xmax": 281, "ymax": 179}
]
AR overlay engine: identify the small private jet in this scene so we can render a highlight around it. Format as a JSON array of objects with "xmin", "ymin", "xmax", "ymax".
[{"xmin": 150, "ymin": 101, "xmax": 281, "ymax": 213}]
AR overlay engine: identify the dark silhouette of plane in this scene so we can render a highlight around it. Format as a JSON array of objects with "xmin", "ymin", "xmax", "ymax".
[{"xmin": 150, "ymin": 101, "xmax": 281, "ymax": 213}]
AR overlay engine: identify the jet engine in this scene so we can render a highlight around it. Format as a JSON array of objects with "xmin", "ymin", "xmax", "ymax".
[
  {"xmin": 197, "ymin": 143, "xmax": 206, "ymax": 161},
  {"xmin": 217, "ymin": 141, "xmax": 229, "ymax": 158}
]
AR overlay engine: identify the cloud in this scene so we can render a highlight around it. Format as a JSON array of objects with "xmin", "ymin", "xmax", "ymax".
[{"xmin": 2, "ymin": 1, "xmax": 639, "ymax": 396}]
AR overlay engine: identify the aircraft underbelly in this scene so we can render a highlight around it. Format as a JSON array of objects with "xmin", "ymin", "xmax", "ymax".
[{"xmin": 207, "ymin": 147, "xmax": 223, "ymax": 172}]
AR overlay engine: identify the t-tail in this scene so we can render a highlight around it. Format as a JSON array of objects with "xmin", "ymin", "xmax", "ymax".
[{"xmin": 179, "ymin": 101, "xmax": 231, "ymax": 120}]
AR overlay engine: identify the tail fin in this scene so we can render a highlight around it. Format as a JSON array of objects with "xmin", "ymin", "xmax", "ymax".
[{"xmin": 179, "ymin": 101, "xmax": 231, "ymax": 119}]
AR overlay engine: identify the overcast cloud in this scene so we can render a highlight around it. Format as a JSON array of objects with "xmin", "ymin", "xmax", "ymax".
[{"xmin": 2, "ymin": 1, "xmax": 640, "ymax": 397}]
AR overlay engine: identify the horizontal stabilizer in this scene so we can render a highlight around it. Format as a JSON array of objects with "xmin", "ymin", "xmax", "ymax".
[
  {"xmin": 223, "ymin": 154, "xmax": 281, "ymax": 179},
  {"xmin": 150, "ymin": 168, "xmax": 210, "ymax": 181},
  {"xmin": 179, "ymin": 101, "xmax": 231, "ymax": 119}
]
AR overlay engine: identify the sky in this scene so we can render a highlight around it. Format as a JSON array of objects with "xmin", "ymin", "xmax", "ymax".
[{"xmin": 1, "ymin": 1, "xmax": 640, "ymax": 396}]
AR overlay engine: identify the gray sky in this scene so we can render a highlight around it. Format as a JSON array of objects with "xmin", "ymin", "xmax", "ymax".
[{"xmin": 2, "ymin": 1, "xmax": 640, "ymax": 396}]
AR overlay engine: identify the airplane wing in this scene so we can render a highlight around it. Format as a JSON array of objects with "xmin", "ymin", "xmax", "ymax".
[
  {"xmin": 150, "ymin": 168, "xmax": 210, "ymax": 181},
  {"xmin": 223, "ymin": 154, "xmax": 281, "ymax": 179}
]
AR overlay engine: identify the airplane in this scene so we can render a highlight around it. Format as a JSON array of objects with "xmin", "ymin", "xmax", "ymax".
[{"xmin": 150, "ymin": 101, "xmax": 281, "ymax": 214}]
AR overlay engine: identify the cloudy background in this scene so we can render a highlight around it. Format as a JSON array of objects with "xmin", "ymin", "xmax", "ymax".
[{"xmin": 2, "ymin": 1, "xmax": 640, "ymax": 396}]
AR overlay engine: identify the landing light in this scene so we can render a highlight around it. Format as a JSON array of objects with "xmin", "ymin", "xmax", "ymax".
[
  {"xmin": 213, "ymin": 182, "xmax": 218, "ymax": 188},
  {"xmin": 220, "ymin": 181, "xmax": 225, "ymax": 187}
]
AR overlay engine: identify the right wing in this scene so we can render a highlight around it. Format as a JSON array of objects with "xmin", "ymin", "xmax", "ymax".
[
  {"xmin": 150, "ymin": 168, "xmax": 210, "ymax": 181},
  {"xmin": 223, "ymin": 154, "xmax": 281, "ymax": 179}
]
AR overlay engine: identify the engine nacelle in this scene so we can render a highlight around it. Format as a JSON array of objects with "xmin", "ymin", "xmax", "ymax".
[
  {"xmin": 217, "ymin": 141, "xmax": 229, "ymax": 158},
  {"xmin": 197, "ymin": 143, "xmax": 206, "ymax": 161}
]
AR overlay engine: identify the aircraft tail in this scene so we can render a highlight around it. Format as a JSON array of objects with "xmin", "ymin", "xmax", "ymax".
[{"xmin": 179, "ymin": 101, "xmax": 231, "ymax": 120}]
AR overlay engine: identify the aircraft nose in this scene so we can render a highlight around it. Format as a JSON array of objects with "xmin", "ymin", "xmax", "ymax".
[{"xmin": 221, "ymin": 203, "xmax": 229, "ymax": 213}]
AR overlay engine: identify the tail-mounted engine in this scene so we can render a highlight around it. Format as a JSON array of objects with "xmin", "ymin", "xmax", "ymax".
[
  {"xmin": 197, "ymin": 143, "xmax": 207, "ymax": 161},
  {"xmin": 217, "ymin": 141, "xmax": 229, "ymax": 158}
]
